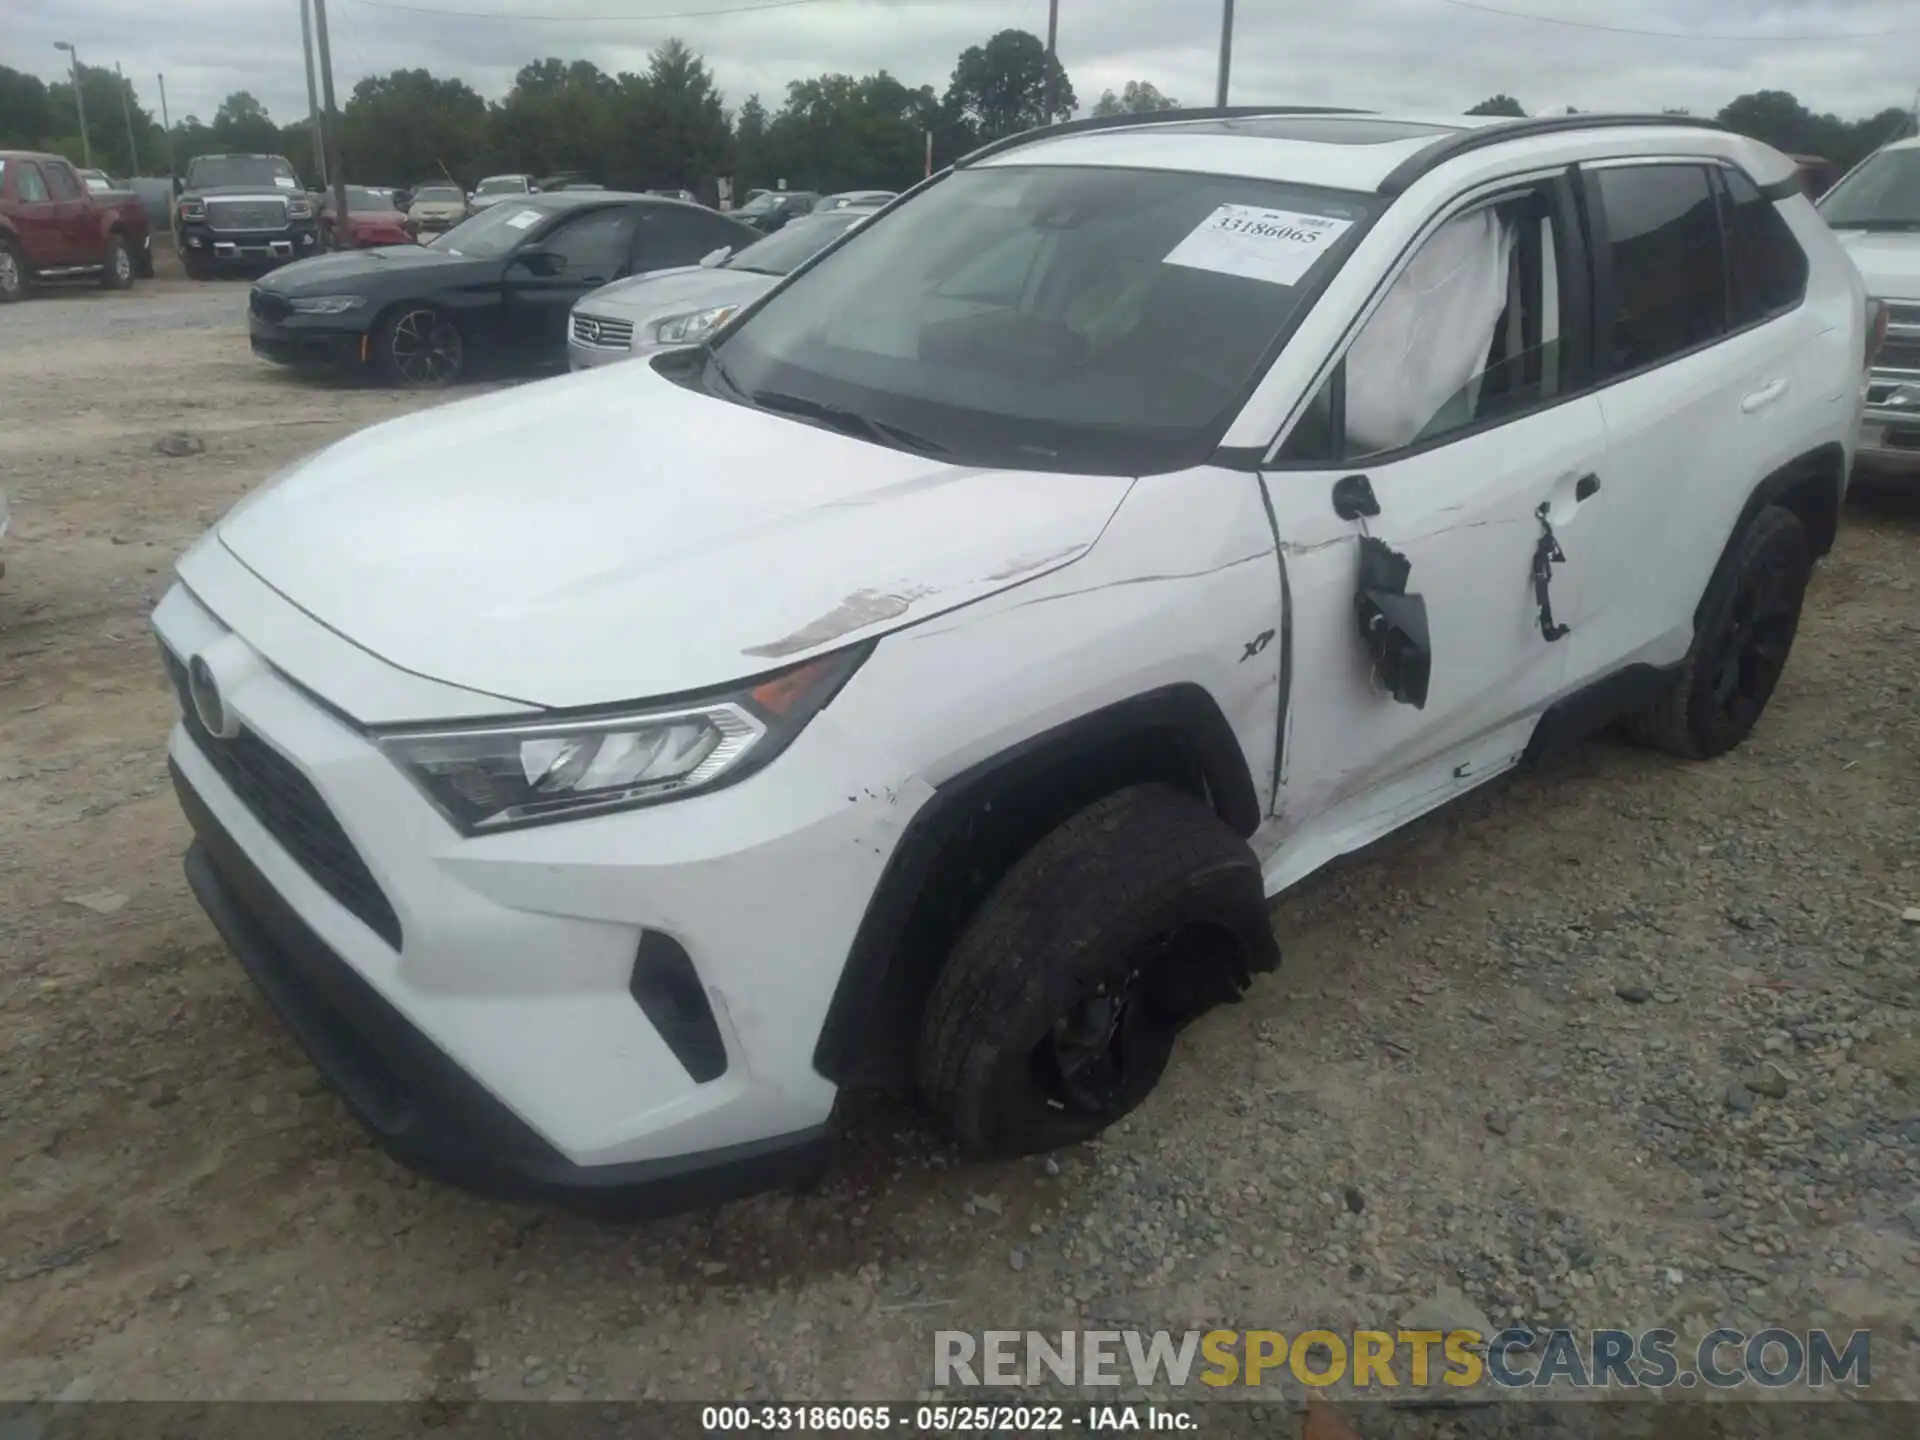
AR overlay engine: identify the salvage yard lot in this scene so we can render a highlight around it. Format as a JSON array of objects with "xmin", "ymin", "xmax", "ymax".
[{"xmin": 1, "ymin": 276, "xmax": 1916, "ymax": 1404}]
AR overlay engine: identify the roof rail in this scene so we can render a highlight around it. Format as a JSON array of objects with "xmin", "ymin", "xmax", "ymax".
[
  {"xmin": 1376, "ymin": 112, "xmax": 1732, "ymax": 195},
  {"xmin": 955, "ymin": 106, "xmax": 1376, "ymax": 169}
]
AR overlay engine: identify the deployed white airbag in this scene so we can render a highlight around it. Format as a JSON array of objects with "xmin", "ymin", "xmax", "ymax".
[{"xmin": 1345, "ymin": 208, "xmax": 1516, "ymax": 455}]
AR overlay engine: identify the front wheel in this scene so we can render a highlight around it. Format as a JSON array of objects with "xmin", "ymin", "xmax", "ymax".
[
  {"xmin": 1624, "ymin": 504, "xmax": 1812, "ymax": 759},
  {"xmin": 375, "ymin": 304, "xmax": 464, "ymax": 388},
  {"xmin": 100, "ymin": 233, "xmax": 135, "ymax": 289},
  {"xmin": 181, "ymin": 248, "xmax": 215, "ymax": 281},
  {"xmin": 917, "ymin": 784, "xmax": 1278, "ymax": 1157}
]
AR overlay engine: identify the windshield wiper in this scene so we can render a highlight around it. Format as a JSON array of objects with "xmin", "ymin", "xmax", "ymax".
[
  {"xmin": 747, "ymin": 389, "xmax": 949, "ymax": 455},
  {"xmin": 1827, "ymin": 219, "xmax": 1920, "ymax": 232}
]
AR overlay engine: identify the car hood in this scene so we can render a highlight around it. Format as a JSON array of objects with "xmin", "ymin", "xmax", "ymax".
[
  {"xmin": 576, "ymin": 267, "xmax": 775, "ymax": 322},
  {"xmin": 210, "ymin": 361, "xmax": 1132, "ymax": 710},
  {"xmin": 255, "ymin": 246, "xmax": 482, "ymax": 293},
  {"xmin": 411, "ymin": 201, "xmax": 466, "ymax": 215},
  {"xmin": 1835, "ymin": 230, "xmax": 1920, "ymax": 300}
]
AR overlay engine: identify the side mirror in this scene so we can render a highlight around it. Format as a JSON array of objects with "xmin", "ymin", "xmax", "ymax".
[
  {"xmin": 1353, "ymin": 536, "xmax": 1431, "ymax": 709},
  {"xmin": 514, "ymin": 247, "xmax": 564, "ymax": 277},
  {"xmin": 698, "ymin": 246, "xmax": 731, "ymax": 268}
]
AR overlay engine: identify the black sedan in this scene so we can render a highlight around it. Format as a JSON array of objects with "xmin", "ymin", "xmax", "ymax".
[{"xmin": 247, "ymin": 192, "xmax": 760, "ymax": 388}]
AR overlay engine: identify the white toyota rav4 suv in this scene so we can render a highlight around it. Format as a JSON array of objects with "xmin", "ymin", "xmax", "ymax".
[{"xmin": 156, "ymin": 109, "xmax": 1869, "ymax": 1215}]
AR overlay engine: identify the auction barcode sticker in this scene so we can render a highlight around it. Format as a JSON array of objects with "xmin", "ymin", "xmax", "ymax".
[
  {"xmin": 504, "ymin": 209, "xmax": 544, "ymax": 230},
  {"xmin": 1163, "ymin": 204, "xmax": 1354, "ymax": 287}
]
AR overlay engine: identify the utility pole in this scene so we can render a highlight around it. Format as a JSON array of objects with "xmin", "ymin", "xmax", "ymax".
[
  {"xmin": 299, "ymin": 0, "xmax": 329, "ymax": 188},
  {"xmin": 311, "ymin": 0, "xmax": 350, "ymax": 244},
  {"xmin": 157, "ymin": 73, "xmax": 175, "ymax": 191},
  {"xmin": 925, "ymin": 129, "xmax": 933, "ymax": 179},
  {"xmin": 54, "ymin": 42, "xmax": 94, "ymax": 168},
  {"xmin": 1044, "ymin": 0, "xmax": 1060, "ymax": 124},
  {"xmin": 1215, "ymin": 0, "xmax": 1236, "ymax": 108},
  {"xmin": 115, "ymin": 62, "xmax": 141, "ymax": 175}
]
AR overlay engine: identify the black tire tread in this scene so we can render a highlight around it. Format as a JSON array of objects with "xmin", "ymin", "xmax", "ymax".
[
  {"xmin": 917, "ymin": 783, "xmax": 1260, "ymax": 1152},
  {"xmin": 0, "ymin": 239, "xmax": 24, "ymax": 303},
  {"xmin": 1623, "ymin": 503, "xmax": 1809, "ymax": 759}
]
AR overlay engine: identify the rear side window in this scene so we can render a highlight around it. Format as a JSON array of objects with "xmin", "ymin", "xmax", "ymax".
[
  {"xmin": 1718, "ymin": 166, "xmax": 1808, "ymax": 326},
  {"xmin": 638, "ymin": 207, "xmax": 745, "ymax": 269},
  {"xmin": 1592, "ymin": 164, "xmax": 1726, "ymax": 372},
  {"xmin": 44, "ymin": 164, "xmax": 82, "ymax": 201}
]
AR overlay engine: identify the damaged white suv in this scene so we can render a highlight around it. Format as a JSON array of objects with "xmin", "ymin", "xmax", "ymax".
[{"xmin": 157, "ymin": 109, "xmax": 1868, "ymax": 1215}]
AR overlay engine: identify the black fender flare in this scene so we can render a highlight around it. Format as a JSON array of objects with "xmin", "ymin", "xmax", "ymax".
[{"xmin": 811, "ymin": 683, "xmax": 1262, "ymax": 1090}]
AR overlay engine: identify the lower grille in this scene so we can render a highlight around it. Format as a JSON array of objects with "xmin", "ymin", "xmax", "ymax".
[
  {"xmin": 1873, "ymin": 337, "xmax": 1920, "ymax": 376},
  {"xmin": 250, "ymin": 288, "xmax": 292, "ymax": 322},
  {"xmin": 164, "ymin": 648, "xmax": 402, "ymax": 950},
  {"xmin": 207, "ymin": 198, "xmax": 289, "ymax": 233},
  {"xmin": 572, "ymin": 312, "xmax": 635, "ymax": 349}
]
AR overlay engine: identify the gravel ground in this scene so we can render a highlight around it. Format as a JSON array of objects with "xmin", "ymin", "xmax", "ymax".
[{"xmin": 1, "ymin": 271, "xmax": 1916, "ymax": 1417}]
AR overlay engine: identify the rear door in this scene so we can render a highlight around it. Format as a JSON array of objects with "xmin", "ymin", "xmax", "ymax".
[
  {"xmin": 42, "ymin": 161, "xmax": 97, "ymax": 263},
  {"xmin": 11, "ymin": 162, "xmax": 69, "ymax": 267},
  {"xmin": 1569, "ymin": 160, "xmax": 1819, "ymax": 681}
]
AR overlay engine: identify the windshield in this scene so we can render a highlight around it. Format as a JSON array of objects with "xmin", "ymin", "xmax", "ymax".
[
  {"xmin": 414, "ymin": 186, "xmax": 463, "ymax": 204},
  {"xmin": 709, "ymin": 165, "xmax": 1376, "ymax": 473},
  {"xmin": 1819, "ymin": 147, "xmax": 1920, "ymax": 230},
  {"xmin": 340, "ymin": 186, "xmax": 395, "ymax": 212},
  {"xmin": 475, "ymin": 177, "xmax": 527, "ymax": 196},
  {"xmin": 727, "ymin": 213, "xmax": 868, "ymax": 275},
  {"xmin": 187, "ymin": 156, "xmax": 299, "ymax": 191},
  {"xmin": 735, "ymin": 192, "xmax": 781, "ymax": 216},
  {"xmin": 428, "ymin": 201, "xmax": 549, "ymax": 258}
]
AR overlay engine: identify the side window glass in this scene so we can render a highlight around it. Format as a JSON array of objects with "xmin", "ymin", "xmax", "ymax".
[
  {"xmin": 540, "ymin": 209, "xmax": 629, "ymax": 281},
  {"xmin": 1279, "ymin": 192, "xmax": 1563, "ymax": 464},
  {"xmin": 1594, "ymin": 164, "xmax": 1726, "ymax": 372},
  {"xmin": 44, "ymin": 164, "xmax": 82, "ymax": 201},
  {"xmin": 636, "ymin": 209, "xmax": 724, "ymax": 269},
  {"xmin": 17, "ymin": 164, "xmax": 49, "ymax": 204},
  {"xmin": 1720, "ymin": 166, "xmax": 1808, "ymax": 326}
]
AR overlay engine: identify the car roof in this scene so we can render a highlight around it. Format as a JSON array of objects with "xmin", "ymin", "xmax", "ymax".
[
  {"xmin": 965, "ymin": 107, "xmax": 1750, "ymax": 195},
  {"xmin": 0, "ymin": 150, "xmax": 72, "ymax": 164},
  {"xmin": 1878, "ymin": 134, "xmax": 1920, "ymax": 154}
]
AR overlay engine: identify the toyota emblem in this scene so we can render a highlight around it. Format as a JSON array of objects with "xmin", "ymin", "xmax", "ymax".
[
  {"xmin": 187, "ymin": 653, "xmax": 239, "ymax": 739},
  {"xmin": 579, "ymin": 318, "xmax": 599, "ymax": 343}
]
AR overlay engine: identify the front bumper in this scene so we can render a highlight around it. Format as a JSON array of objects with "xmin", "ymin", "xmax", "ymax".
[
  {"xmin": 1858, "ymin": 387, "xmax": 1920, "ymax": 478},
  {"xmin": 567, "ymin": 335, "xmax": 643, "ymax": 371},
  {"xmin": 180, "ymin": 220, "xmax": 321, "ymax": 266},
  {"xmin": 249, "ymin": 313, "xmax": 364, "ymax": 369},
  {"xmin": 154, "ymin": 577, "xmax": 928, "ymax": 1211}
]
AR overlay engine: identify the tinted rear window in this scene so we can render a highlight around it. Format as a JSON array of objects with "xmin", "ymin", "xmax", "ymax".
[
  {"xmin": 1594, "ymin": 164, "xmax": 1727, "ymax": 373},
  {"xmin": 1718, "ymin": 166, "xmax": 1807, "ymax": 326}
]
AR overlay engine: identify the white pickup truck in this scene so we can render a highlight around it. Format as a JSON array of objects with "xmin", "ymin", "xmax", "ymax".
[{"xmin": 1819, "ymin": 134, "xmax": 1920, "ymax": 480}]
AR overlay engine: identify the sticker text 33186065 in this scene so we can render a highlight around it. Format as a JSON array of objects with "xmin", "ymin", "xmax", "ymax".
[{"xmin": 1162, "ymin": 204, "xmax": 1354, "ymax": 288}]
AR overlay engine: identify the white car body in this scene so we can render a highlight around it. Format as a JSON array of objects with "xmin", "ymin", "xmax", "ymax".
[
  {"xmin": 1820, "ymin": 134, "xmax": 1920, "ymax": 478},
  {"xmin": 567, "ymin": 207, "xmax": 882, "ymax": 370},
  {"xmin": 155, "ymin": 110, "xmax": 1864, "ymax": 1214},
  {"xmin": 469, "ymin": 175, "xmax": 535, "ymax": 210}
]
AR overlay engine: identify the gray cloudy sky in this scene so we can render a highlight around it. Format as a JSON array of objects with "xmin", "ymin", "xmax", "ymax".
[{"xmin": 10, "ymin": 0, "xmax": 1917, "ymax": 132}]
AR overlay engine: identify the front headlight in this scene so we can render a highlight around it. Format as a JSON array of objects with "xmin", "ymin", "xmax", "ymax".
[
  {"xmin": 287, "ymin": 198, "xmax": 314, "ymax": 219},
  {"xmin": 178, "ymin": 198, "xmax": 206, "ymax": 221},
  {"xmin": 289, "ymin": 295, "xmax": 366, "ymax": 314},
  {"xmin": 653, "ymin": 305, "xmax": 738, "ymax": 344},
  {"xmin": 376, "ymin": 647, "xmax": 868, "ymax": 833}
]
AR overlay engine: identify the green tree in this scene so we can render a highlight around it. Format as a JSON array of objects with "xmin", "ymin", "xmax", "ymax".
[
  {"xmin": 43, "ymin": 65, "xmax": 164, "ymax": 174},
  {"xmin": 762, "ymin": 70, "xmax": 940, "ymax": 192},
  {"xmin": 604, "ymin": 39, "xmax": 732, "ymax": 196},
  {"xmin": 734, "ymin": 93, "xmax": 770, "ymax": 191},
  {"xmin": 209, "ymin": 91, "xmax": 281, "ymax": 155},
  {"xmin": 1717, "ymin": 90, "xmax": 1912, "ymax": 173},
  {"xmin": 944, "ymin": 29, "xmax": 1075, "ymax": 142},
  {"xmin": 1091, "ymin": 80, "xmax": 1179, "ymax": 117},
  {"xmin": 340, "ymin": 69, "xmax": 488, "ymax": 185},
  {"xmin": 488, "ymin": 57, "xmax": 618, "ymax": 180},
  {"xmin": 0, "ymin": 65, "xmax": 52, "ymax": 148},
  {"xmin": 1466, "ymin": 94, "xmax": 1525, "ymax": 117}
]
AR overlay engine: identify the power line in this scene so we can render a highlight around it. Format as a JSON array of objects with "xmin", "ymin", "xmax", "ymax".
[
  {"xmin": 351, "ymin": 0, "xmax": 866, "ymax": 21},
  {"xmin": 1433, "ymin": 0, "xmax": 1913, "ymax": 43}
]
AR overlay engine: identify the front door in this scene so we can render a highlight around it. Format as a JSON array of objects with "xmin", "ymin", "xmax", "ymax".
[
  {"xmin": 1255, "ymin": 173, "xmax": 1608, "ymax": 892},
  {"xmin": 11, "ymin": 162, "xmax": 69, "ymax": 268},
  {"xmin": 504, "ymin": 206, "xmax": 634, "ymax": 361}
]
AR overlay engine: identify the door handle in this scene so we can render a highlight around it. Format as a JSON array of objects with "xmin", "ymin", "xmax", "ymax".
[
  {"xmin": 1741, "ymin": 378, "xmax": 1788, "ymax": 414},
  {"xmin": 1575, "ymin": 473, "xmax": 1601, "ymax": 502}
]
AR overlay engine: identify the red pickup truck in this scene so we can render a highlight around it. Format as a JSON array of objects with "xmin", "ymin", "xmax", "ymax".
[{"xmin": 0, "ymin": 150, "xmax": 153, "ymax": 302}]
